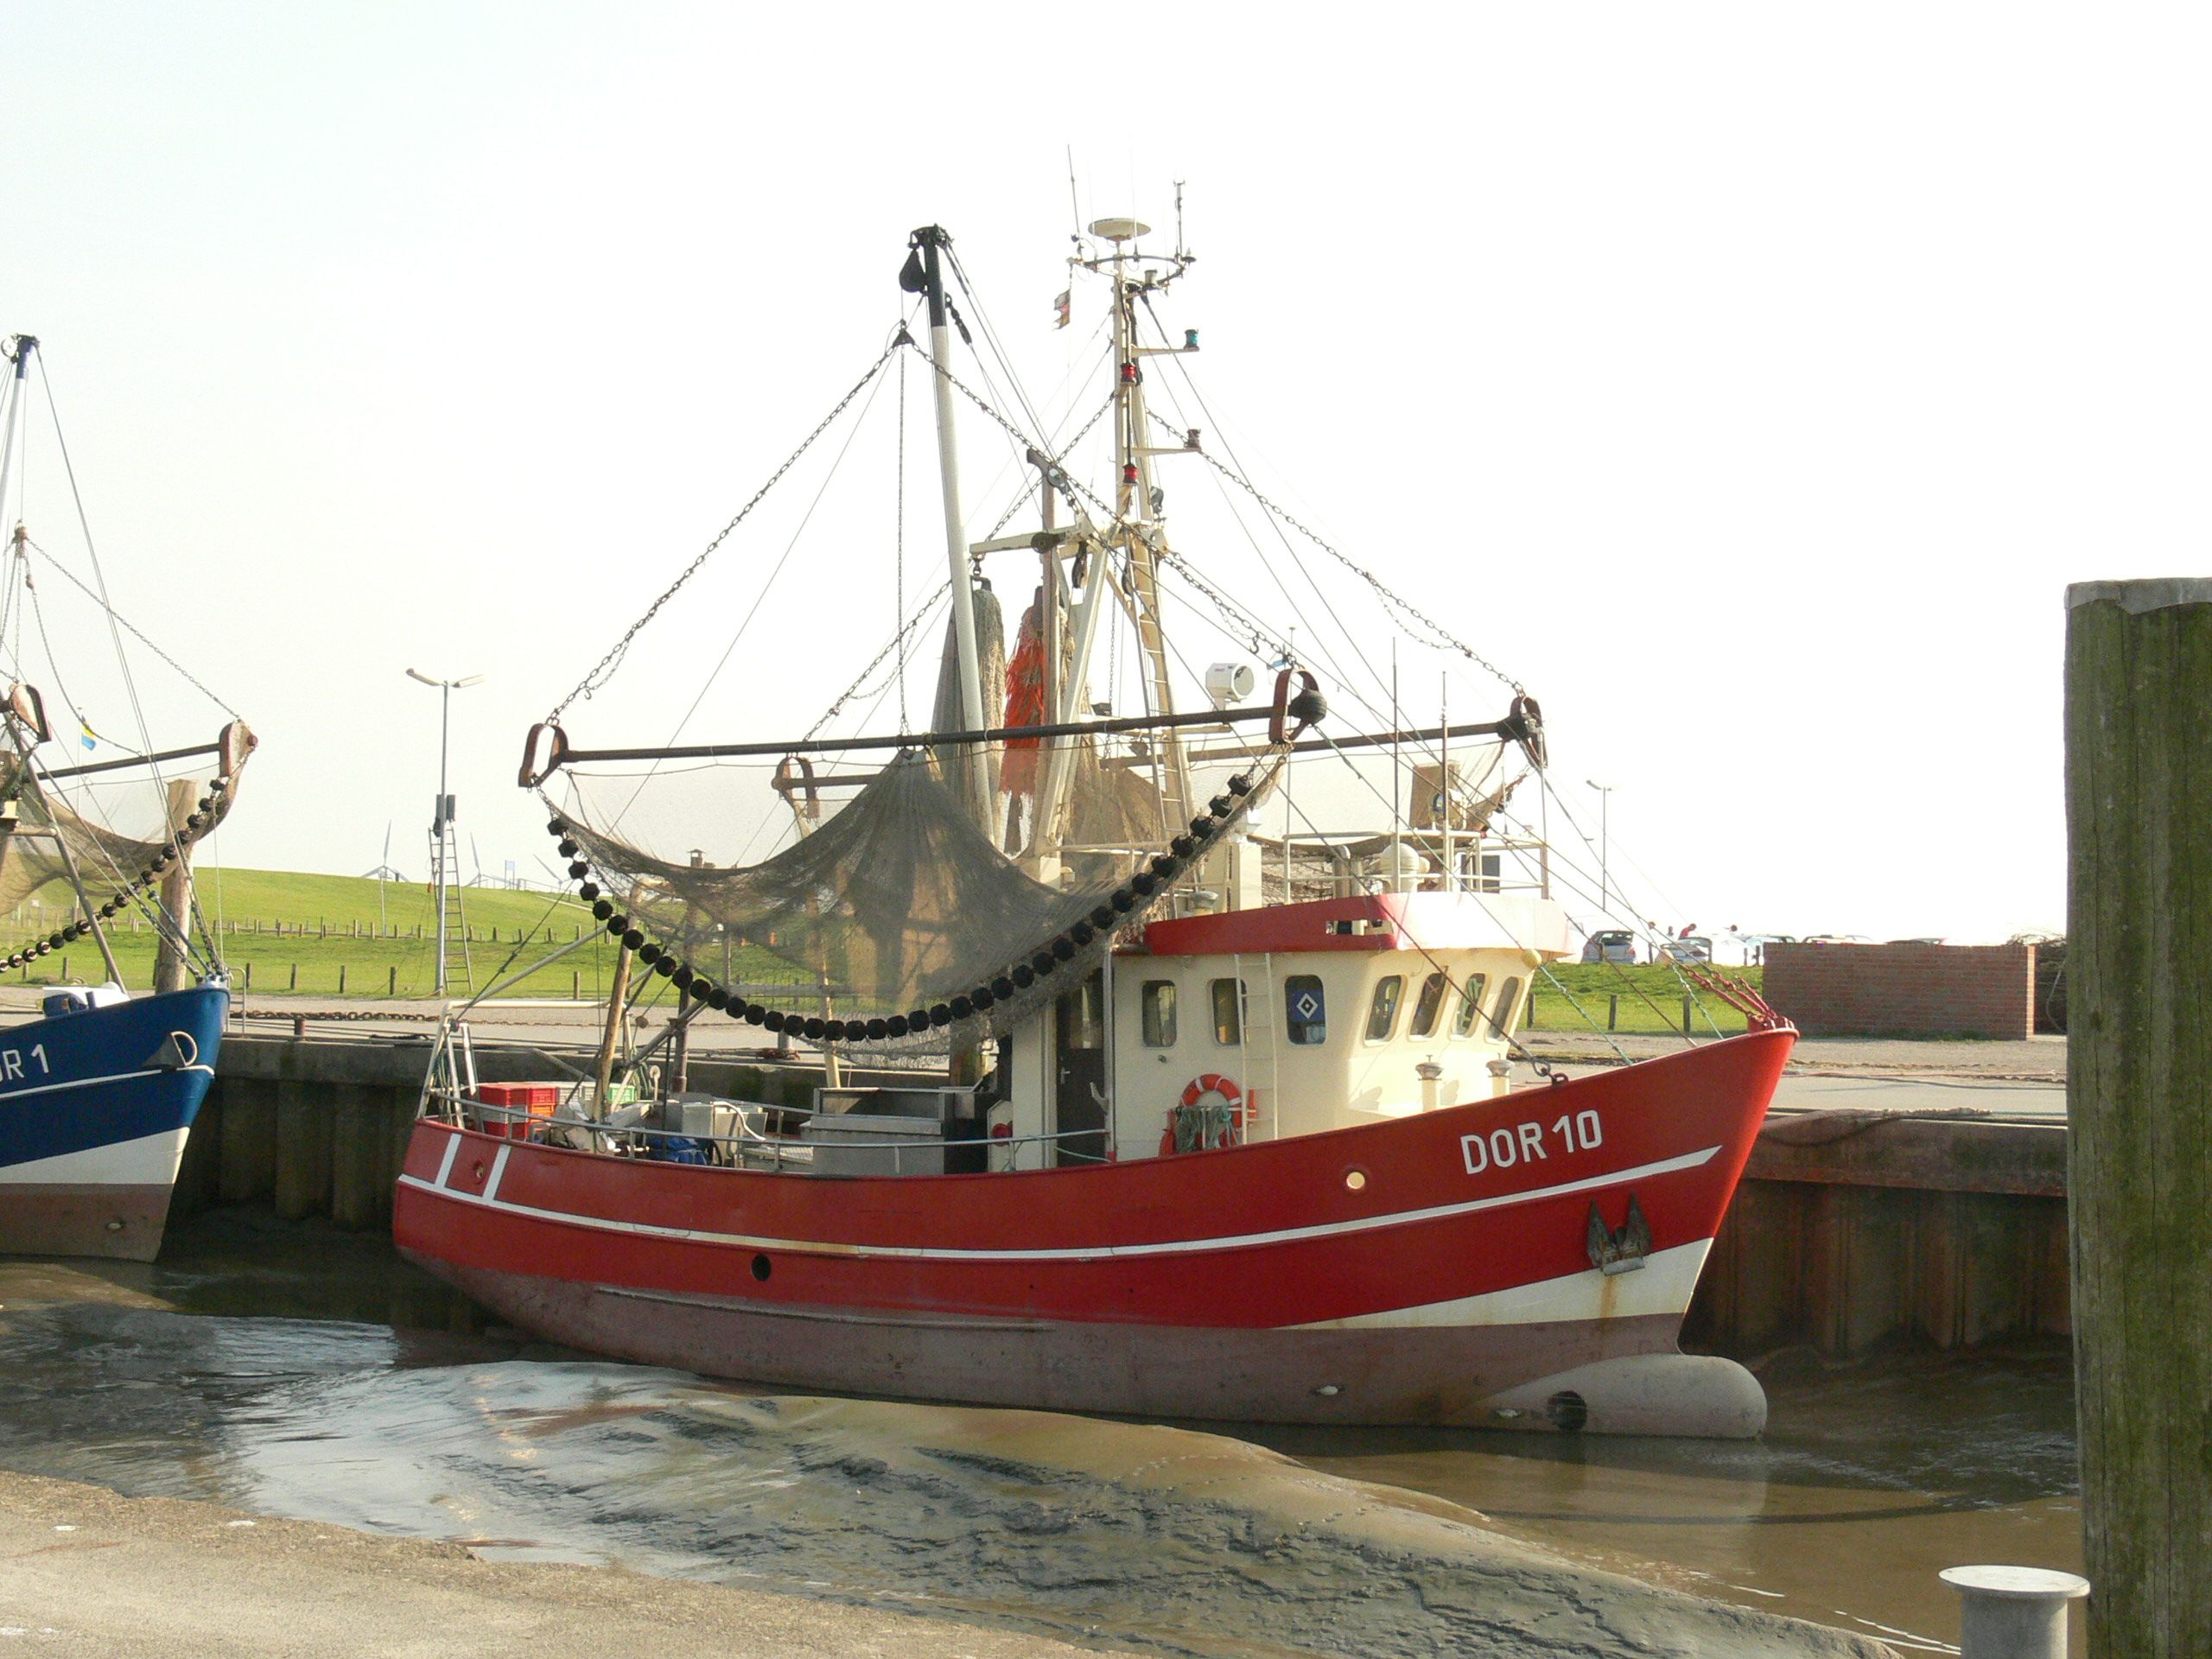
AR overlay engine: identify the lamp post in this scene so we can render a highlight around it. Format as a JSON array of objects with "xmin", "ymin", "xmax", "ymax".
[
  {"xmin": 407, "ymin": 668, "xmax": 486, "ymax": 997},
  {"xmin": 1586, "ymin": 780, "xmax": 1614, "ymax": 917}
]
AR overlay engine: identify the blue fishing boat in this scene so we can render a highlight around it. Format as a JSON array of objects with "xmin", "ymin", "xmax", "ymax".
[
  {"xmin": 0, "ymin": 983, "xmax": 229, "ymax": 1258},
  {"xmin": 0, "ymin": 334, "xmax": 255, "ymax": 1262}
]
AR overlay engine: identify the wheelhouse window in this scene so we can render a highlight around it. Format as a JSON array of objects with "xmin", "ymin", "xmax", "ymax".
[
  {"xmin": 1210, "ymin": 977, "xmax": 1246, "ymax": 1046},
  {"xmin": 1141, "ymin": 981, "xmax": 1178, "ymax": 1047},
  {"xmin": 1409, "ymin": 970, "xmax": 1449, "ymax": 1039},
  {"xmin": 1365, "ymin": 975, "xmax": 1405, "ymax": 1044},
  {"xmin": 1285, "ymin": 974, "xmax": 1327, "ymax": 1046},
  {"xmin": 1488, "ymin": 976, "xmax": 1524, "ymax": 1039},
  {"xmin": 1452, "ymin": 973, "xmax": 1491, "ymax": 1038}
]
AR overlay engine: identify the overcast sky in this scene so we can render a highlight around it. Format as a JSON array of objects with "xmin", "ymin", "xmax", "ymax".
[{"xmin": 0, "ymin": 2, "xmax": 2202, "ymax": 945}]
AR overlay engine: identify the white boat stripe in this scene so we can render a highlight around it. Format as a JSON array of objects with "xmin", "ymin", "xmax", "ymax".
[
  {"xmin": 397, "ymin": 1143, "xmax": 1721, "ymax": 1263},
  {"xmin": 0, "ymin": 1065, "xmax": 213, "ymax": 1106},
  {"xmin": 484, "ymin": 1144, "xmax": 511, "ymax": 1204},
  {"xmin": 433, "ymin": 1135, "xmax": 461, "ymax": 1189}
]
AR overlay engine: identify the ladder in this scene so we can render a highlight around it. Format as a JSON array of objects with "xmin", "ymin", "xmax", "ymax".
[
  {"xmin": 427, "ymin": 815, "xmax": 474, "ymax": 997},
  {"xmin": 1232, "ymin": 951, "xmax": 1283, "ymax": 1141}
]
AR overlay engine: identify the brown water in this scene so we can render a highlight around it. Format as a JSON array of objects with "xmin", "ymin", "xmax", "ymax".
[{"xmin": 0, "ymin": 1211, "xmax": 2082, "ymax": 1657}]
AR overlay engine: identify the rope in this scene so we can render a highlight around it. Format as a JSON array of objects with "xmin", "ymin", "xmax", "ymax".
[{"xmin": 549, "ymin": 339, "xmax": 901, "ymax": 722}]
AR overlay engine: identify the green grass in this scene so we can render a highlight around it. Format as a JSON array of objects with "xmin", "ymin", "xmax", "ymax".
[
  {"xmin": 0, "ymin": 866, "xmax": 798, "ymax": 1001},
  {"xmin": 5, "ymin": 866, "xmax": 1775, "ymax": 1022},
  {"xmin": 1524, "ymin": 963, "xmax": 1767, "ymax": 1038}
]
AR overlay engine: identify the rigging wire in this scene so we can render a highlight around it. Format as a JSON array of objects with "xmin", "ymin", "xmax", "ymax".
[
  {"xmin": 23, "ymin": 537, "xmax": 238, "ymax": 717},
  {"xmin": 550, "ymin": 336, "xmax": 902, "ymax": 723},
  {"xmin": 603, "ymin": 342, "xmax": 899, "ymax": 833}
]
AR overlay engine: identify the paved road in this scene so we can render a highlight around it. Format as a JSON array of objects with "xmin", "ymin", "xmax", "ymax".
[{"xmin": 1769, "ymin": 1071, "xmax": 2064, "ymax": 1119}]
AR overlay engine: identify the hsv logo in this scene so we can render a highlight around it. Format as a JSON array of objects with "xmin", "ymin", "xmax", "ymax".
[
  {"xmin": 1292, "ymin": 988, "xmax": 1322, "ymax": 1020},
  {"xmin": 1462, "ymin": 1109, "xmax": 1605, "ymax": 1175}
]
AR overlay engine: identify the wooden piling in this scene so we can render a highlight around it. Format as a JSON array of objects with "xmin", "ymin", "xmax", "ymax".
[
  {"xmin": 152, "ymin": 779, "xmax": 197, "ymax": 994},
  {"xmin": 2065, "ymin": 577, "xmax": 2212, "ymax": 1656}
]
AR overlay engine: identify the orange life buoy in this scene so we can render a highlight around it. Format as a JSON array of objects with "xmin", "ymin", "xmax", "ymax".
[{"xmin": 1160, "ymin": 1073, "xmax": 1246, "ymax": 1154}]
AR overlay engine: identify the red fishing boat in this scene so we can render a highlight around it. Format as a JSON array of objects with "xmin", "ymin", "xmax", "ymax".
[{"xmin": 394, "ymin": 214, "xmax": 1791, "ymax": 1434}]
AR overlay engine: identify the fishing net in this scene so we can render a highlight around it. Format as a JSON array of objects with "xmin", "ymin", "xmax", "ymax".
[
  {"xmin": 552, "ymin": 735, "xmax": 1283, "ymax": 1044},
  {"xmin": 0, "ymin": 735, "xmax": 247, "ymax": 963}
]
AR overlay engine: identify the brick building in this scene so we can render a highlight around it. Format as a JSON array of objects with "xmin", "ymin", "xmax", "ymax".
[{"xmin": 1761, "ymin": 942, "xmax": 2037, "ymax": 1039}]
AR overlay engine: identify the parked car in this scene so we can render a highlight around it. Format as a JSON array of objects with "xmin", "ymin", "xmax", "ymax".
[
  {"xmin": 1659, "ymin": 935, "xmax": 1713, "ymax": 965},
  {"xmin": 1581, "ymin": 929, "xmax": 1637, "ymax": 964}
]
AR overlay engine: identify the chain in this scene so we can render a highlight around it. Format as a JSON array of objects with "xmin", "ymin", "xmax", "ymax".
[
  {"xmin": 1150, "ymin": 542, "xmax": 1294, "ymax": 662},
  {"xmin": 1149, "ymin": 412, "xmax": 1523, "ymax": 693},
  {"xmin": 804, "ymin": 579, "xmax": 952, "ymax": 741},
  {"xmin": 981, "ymin": 393, "xmax": 1116, "ymax": 542},
  {"xmin": 549, "ymin": 340, "xmax": 902, "ymax": 723},
  {"xmin": 903, "ymin": 340, "xmax": 1122, "ymax": 528}
]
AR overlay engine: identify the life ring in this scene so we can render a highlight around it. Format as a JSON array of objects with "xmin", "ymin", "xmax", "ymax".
[{"xmin": 1160, "ymin": 1073, "xmax": 1246, "ymax": 1154}]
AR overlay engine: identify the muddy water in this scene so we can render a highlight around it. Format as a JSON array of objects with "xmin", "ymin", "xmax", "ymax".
[{"xmin": 0, "ymin": 1211, "xmax": 2079, "ymax": 1657}]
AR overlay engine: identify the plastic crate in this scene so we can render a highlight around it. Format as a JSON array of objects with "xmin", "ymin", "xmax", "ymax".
[{"xmin": 474, "ymin": 1082, "xmax": 562, "ymax": 1138}]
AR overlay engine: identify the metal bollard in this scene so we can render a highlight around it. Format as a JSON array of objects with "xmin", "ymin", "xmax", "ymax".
[{"xmin": 1940, "ymin": 1565, "xmax": 2088, "ymax": 1659}]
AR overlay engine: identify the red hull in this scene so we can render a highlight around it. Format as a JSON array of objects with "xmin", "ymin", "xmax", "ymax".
[{"xmin": 395, "ymin": 1031, "xmax": 1792, "ymax": 1431}]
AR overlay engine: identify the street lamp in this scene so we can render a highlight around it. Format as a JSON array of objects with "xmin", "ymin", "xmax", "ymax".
[
  {"xmin": 407, "ymin": 668, "xmax": 486, "ymax": 997},
  {"xmin": 1586, "ymin": 780, "xmax": 1614, "ymax": 917}
]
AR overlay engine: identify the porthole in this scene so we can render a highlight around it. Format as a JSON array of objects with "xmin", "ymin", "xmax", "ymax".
[
  {"xmin": 1344, "ymin": 1168, "xmax": 1369, "ymax": 1192},
  {"xmin": 751, "ymin": 1253, "xmax": 772, "ymax": 1282}
]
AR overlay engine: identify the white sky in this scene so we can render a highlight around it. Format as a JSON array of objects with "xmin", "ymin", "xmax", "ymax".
[{"xmin": 0, "ymin": 2, "xmax": 2203, "ymax": 945}]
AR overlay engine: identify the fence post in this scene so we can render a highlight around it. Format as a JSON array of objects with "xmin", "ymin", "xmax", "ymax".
[
  {"xmin": 289, "ymin": 963, "xmax": 298, "ymax": 991},
  {"xmin": 243, "ymin": 962, "xmax": 252, "ymax": 991},
  {"xmin": 1681, "ymin": 994, "xmax": 1693, "ymax": 1033},
  {"xmin": 389, "ymin": 965, "xmax": 397, "ymax": 995},
  {"xmin": 572, "ymin": 969, "xmax": 581, "ymax": 1001},
  {"xmin": 1607, "ymin": 993, "xmax": 1618, "ymax": 1032},
  {"xmin": 338, "ymin": 965, "xmax": 346, "ymax": 995},
  {"xmin": 2065, "ymin": 577, "xmax": 2212, "ymax": 1655}
]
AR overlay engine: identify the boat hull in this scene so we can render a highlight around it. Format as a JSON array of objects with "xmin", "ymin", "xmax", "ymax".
[
  {"xmin": 396, "ymin": 1029, "xmax": 1793, "ymax": 1432},
  {"xmin": 0, "ymin": 986, "xmax": 229, "ymax": 1262}
]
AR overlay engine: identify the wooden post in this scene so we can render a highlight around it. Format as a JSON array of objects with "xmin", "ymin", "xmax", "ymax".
[
  {"xmin": 1681, "ymin": 993, "xmax": 1694, "ymax": 1034},
  {"xmin": 338, "ymin": 964, "xmax": 347, "ymax": 995},
  {"xmin": 152, "ymin": 779, "xmax": 197, "ymax": 994},
  {"xmin": 593, "ymin": 944, "xmax": 633, "ymax": 1114},
  {"xmin": 2066, "ymin": 577, "xmax": 2212, "ymax": 1656},
  {"xmin": 289, "ymin": 963, "xmax": 298, "ymax": 990},
  {"xmin": 388, "ymin": 965, "xmax": 397, "ymax": 995},
  {"xmin": 1607, "ymin": 993, "xmax": 1619, "ymax": 1032}
]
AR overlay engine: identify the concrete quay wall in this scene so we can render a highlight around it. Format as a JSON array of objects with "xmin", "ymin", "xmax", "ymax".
[{"xmin": 181, "ymin": 1035, "xmax": 2071, "ymax": 1362}]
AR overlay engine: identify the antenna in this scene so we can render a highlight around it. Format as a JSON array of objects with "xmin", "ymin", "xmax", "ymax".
[
  {"xmin": 1173, "ymin": 179, "xmax": 1186, "ymax": 260},
  {"xmin": 1065, "ymin": 147, "xmax": 1084, "ymax": 245}
]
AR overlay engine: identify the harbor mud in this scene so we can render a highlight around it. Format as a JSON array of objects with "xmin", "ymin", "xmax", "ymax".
[{"xmin": 2, "ymin": 1213, "xmax": 2077, "ymax": 1656}]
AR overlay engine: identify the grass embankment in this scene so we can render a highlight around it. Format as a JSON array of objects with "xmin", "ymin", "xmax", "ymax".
[
  {"xmin": 0, "ymin": 868, "xmax": 796, "ymax": 1001},
  {"xmin": 1525, "ymin": 963, "xmax": 1767, "ymax": 1038},
  {"xmin": 6, "ymin": 868, "xmax": 1770, "ymax": 1023}
]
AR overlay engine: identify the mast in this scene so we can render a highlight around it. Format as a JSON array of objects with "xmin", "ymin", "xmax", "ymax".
[
  {"xmin": 0, "ymin": 337, "xmax": 34, "ymax": 535},
  {"xmin": 906, "ymin": 226, "xmax": 992, "ymax": 828},
  {"xmin": 0, "ymin": 338, "xmax": 126, "ymax": 986}
]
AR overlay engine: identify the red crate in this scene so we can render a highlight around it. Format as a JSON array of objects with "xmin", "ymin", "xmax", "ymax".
[
  {"xmin": 474, "ymin": 1082, "xmax": 561, "ymax": 1138},
  {"xmin": 476, "ymin": 1083, "xmax": 560, "ymax": 1110}
]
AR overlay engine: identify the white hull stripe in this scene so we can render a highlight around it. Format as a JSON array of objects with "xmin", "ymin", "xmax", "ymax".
[
  {"xmin": 399, "ymin": 1143, "xmax": 1721, "ymax": 1264},
  {"xmin": 0, "ymin": 1064, "xmax": 213, "ymax": 1107},
  {"xmin": 1291, "ymin": 1238, "xmax": 1715, "ymax": 1328},
  {"xmin": 0, "ymin": 1126, "xmax": 193, "ymax": 1188}
]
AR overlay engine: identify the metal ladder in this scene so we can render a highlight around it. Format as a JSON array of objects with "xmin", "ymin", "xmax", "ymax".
[
  {"xmin": 426, "ymin": 817, "xmax": 474, "ymax": 996},
  {"xmin": 1232, "ymin": 951, "xmax": 1283, "ymax": 1141}
]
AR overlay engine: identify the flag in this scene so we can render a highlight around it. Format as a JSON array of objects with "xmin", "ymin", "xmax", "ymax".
[
  {"xmin": 1052, "ymin": 289, "xmax": 1071, "ymax": 329},
  {"xmin": 79, "ymin": 722, "xmax": 96, "ymax": 753}
]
